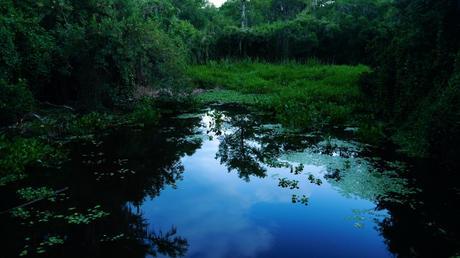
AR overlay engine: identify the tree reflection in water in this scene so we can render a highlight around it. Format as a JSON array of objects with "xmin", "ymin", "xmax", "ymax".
[
  {"xmin": 376, "ymin": 161, "xmax": 460, "ymax": 258},
  {"xmin": 147, "ymin": 227, "xmax": 188, "ymax": 257},
  {"xmin": 215, "ymin": 114, "xmax": 268, "ymax": 181},
  {"xmin": 1, "ymin": 115, "xmax": 202, "ymax": 258},
  {"xmin": 2, "ymin": 107, "xmax": 459, "ymax": 258},
  {"xmin": 206, "ymin": 107, "xmax": 460, "ymax": 257},
  {"xmin": 211, "ymin": 109, "xmax": 309, "ymax": 182}
]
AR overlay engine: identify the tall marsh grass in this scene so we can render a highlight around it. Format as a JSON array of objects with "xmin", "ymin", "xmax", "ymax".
[{"xmin": 188, "ymin": 61, "xmax": 370, "ymax": 129}]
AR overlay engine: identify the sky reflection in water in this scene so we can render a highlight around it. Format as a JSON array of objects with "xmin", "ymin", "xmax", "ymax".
[
  {"xmin": 139, "ymin": 110, "xmax": 392, "ymax": 258},
  {"xmin": 2, "ymin": 107, "xmax": 457, "ymax": 258}
]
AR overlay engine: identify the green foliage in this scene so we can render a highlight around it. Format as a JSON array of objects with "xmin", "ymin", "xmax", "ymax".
[
  {"xmin": 17, "ymin": 102, "xmax": 160, "ymax": 141},
  {"xmin": 363, "ymin": 0, "xmax": 460, "ymax": 163},
  {"xmin": 0, "ymin": 136, "xmax": 65, "ymax": 185},
  {"xmin": 17, "ymin": 187, "xmax": 56, "ymax": 201},
  {"xmin": 129, "ymin": 98, "xmax": 160, "ymax": 126},
  {"xmin": 0, "ymin": 97, "xmax": 161, "ymax": 185},
  {"xmin": 12, "ymin": 203, "xmax": 109, "ymax": 256},
  {"xmin": 69, "ymin": 112, "xmax": 118, "ymax": 135},
  {"xmin": 196, "ymin": 90, "xmax": 273, "ymax": 105},
  {"xmin": 65, "ymin": 206, "xmax": 109, "ymax": 225},
  {"xmin": 356, "ymin": 121, "xmax": 386, "ymax": 145},
  {"xmin": 0, "ymin": 1, "xmax": 54, "ymax": 92},
  {"xmin": 0, "ymin": 0, "xmax": 190, "ymax": 112},
  {"xmin": 214, "ymin": 0, "xmax": 391, "ymax": 63},
  {"xmin": 281, "ymin": 138, "xmax": 419, "ymax": 203},
  {"xmin": 0, "ymin": 79, "xmax": 34, "ymax": 125},
  {"xmin": 0, "ymin": 0, "xmax": 457, "ymax": 170},
  {"xmin": 10, "ymin": 207, "xmax": 31, "ymax": 220},
  {"xmin": 189, "ymin": 61, "xmax": 369, "ymax": 129}
]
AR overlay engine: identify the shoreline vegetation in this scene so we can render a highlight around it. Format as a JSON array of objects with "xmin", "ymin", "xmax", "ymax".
[
  {"xmin": 1, "ymin": 0, "xmax": 458, "ymax": 180},
  {"xmin": 0, "ymin": 57, "xmax": 457, "ymax": 186},
  {"xmin": 189, "ymin": 61, "xmax": 370, "ymax": 129},
  {"xmin": 0, "ymin": 59, "xmax": 391, "ymax": 184}
]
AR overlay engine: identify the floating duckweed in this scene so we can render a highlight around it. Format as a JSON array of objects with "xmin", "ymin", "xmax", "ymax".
[
  {"xmin": 17, "ymin": 187, "xmax": 55, "ymax": 202},
  {"xmin": 100, "ymin": 233, "xmax": 126, "ymax": 242},
  {"xmin": 11, "ymin": 207, "xmax": 31, "ymax": 219},
  {"xmin": 280, "ymin": 142, "xmax": 419, "ymax": 203},
  {"xmin": 20, "ymin": 235, "xmax": 65, "ymax": 256},
  {"xmin": 65, "ymin": 206, "xmax": 109, "ymax": 225}
]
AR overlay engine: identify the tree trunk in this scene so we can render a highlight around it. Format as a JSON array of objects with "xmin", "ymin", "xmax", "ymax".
[{"xmin": 241, "ymin": 0, "xmax": 247, "ymax": 29}]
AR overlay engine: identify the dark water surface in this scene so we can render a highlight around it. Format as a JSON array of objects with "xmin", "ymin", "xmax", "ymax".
[{"xmin": 1, "ymin": 106, "xmax": 459, "ymax": 258}]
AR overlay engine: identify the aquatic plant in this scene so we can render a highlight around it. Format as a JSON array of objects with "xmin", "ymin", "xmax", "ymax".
[
  {"xmin": 0, "ymin": 136, "xmax": 66, "ymax": 185},
  {"xmin": 19, "ymin": 235, "xmax": 65, "ymax": 256},
  {"xmin": 17, "ymin": 187, "xmax": 56, "ymax": 202},
  {"xmin": 280, "ymin": 138, "xmax": 419, "ymax": 203},
  {"xmin": 65, "ymin": 205, "xmax": 109, "ymax": 224},
  {"xmin": 128, "ymin": 98, "xmax": 160, "ymax": 126},
  {"xmin": 188, "ymin": 62, "xmax": 369, "ymax": 129}
]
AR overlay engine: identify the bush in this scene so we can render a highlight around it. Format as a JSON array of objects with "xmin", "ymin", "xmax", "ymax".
[
  {"xmin": 0, "ymin": 79, "xmax": 34, "ymax": 125},
  {"xmin": 0, "ymin": 0, "xmax": 189, "ymax": 112},
  {"xmin": 129, "ymin": 98, "xmax": 160, "ymax": 126},
  {"xmin": 365, "ymin": 0, "xmax": 460, "ymax": 163}
]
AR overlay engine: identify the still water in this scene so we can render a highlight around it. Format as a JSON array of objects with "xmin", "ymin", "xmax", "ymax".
[{"xmin": 1, "ymin": 105, "xmax": 458, "ymax": 257}]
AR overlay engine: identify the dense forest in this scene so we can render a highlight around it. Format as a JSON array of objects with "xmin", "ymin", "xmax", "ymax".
[{"xmin": 1, "ymin": 0, "xmax": 459, "ymax": 257}]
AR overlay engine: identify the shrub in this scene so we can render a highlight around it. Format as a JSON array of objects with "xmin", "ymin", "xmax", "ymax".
[
  {"xmin": 129, "ymin": 98, "xmax": 160, "ymax": 126},
  {"xmin": 0, "ymin": 79, "xmax": 34, "ymax": 125},
  {"xmin": 0, "ymin": 0, "xmax": 189, "ymax": 111}
]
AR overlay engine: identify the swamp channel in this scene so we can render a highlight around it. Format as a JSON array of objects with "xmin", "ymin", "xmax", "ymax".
[{"xmin": 0, "ymin": 105, "xmax": 458, "ymax": 258}]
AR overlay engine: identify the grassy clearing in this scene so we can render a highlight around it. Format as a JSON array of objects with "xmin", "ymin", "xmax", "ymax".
[{"xmin": 188, "ymin": 61, "xmax": 370, "ymax": 129}]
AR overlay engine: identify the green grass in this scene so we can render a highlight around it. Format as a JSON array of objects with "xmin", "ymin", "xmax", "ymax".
[
  {"xmin": 195, "ymin": 90, "xmax": 274, "ymax": 106},
  {"xmin": 188, "ymin": 61, "xmax": 370, "ymax": 129}
]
